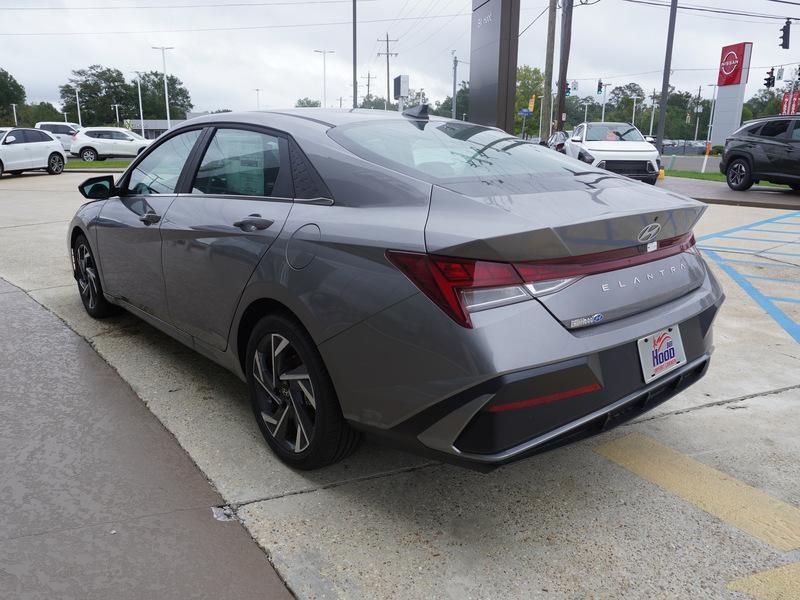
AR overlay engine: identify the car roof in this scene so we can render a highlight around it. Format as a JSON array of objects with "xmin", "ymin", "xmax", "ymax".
[
  {"xmin": 185, "ymin": 107, "xmax": 457, "ymax": 130},
  {"xmin": 80, "ymin": 126, "xmax": 129, "ymax": 131},
  {"xmin": 744, "ymin": 114, "xmax": 798, "ymax": 124}
]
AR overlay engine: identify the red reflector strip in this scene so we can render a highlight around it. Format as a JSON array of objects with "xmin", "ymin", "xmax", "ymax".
[{"xmin": 485, "ymin": 383, "xmax": 602, "ymax": 413}]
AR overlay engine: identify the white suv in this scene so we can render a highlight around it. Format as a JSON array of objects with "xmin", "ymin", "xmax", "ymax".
[
  {"xmin": 70, "ymin": 127, "xmax": 151, "ymax": 161},
  {"xmin": 35, "ymin": 121, "xmax": 81, "ymax": 152},
  {"xmin": 563, "ymin": 122, "xmax": 660, "ymax": 185},
  {"xmin": 0, "ymin": 127, "xmax": 66, "ymax": 177}
]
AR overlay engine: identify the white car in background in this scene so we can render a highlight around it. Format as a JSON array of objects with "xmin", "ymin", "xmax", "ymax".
[
  {"xmin": 564, "ymin": 122, "xmax": 661, "ymax": 185},
  {"xmin": 70, "ymin": 127, "xmax": 151, "ymax": 161},
  {"xmin": 35, "ymin": 121, "xmax": 81, "ymax": 152},
  {"xmin": 0, "ymin": 127, "xmax": 66, "ymax": 177}
]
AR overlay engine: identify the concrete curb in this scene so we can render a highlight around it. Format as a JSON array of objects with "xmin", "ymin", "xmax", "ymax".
[
  {"xmin": 64, "ymin": 168, "xmax": 127, "ymax": 174},
  {"xmin": 692, "ymin": 196, "xmax": 800, "ymax": 211}
]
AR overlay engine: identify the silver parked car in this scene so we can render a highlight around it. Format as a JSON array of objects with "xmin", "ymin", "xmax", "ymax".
[{"xmin": 69, "ymin": 108, "xmax": 724, "ymax": 470}]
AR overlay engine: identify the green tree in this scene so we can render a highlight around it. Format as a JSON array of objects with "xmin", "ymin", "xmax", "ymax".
[
  {"xmin": 295, "ymin": 97, "xmax": 321, "ymax": 107},
  {"xmin": 514, "ymin": 65, "xmax": 543, "ymax": 137},
  {"xmin": 432, "ymin": 81, "xmax": 469, "ymax": 120},
  {"xmin": 0, "ymin": 68, "xmax": 26, "ymax": 125},
  {"xmin": 17, "ymin": 102, "xmax": 62, "ymax": 127},
  {"xmin": 131, "ymin": 71, "xmax": 193, "ymax": 120}
]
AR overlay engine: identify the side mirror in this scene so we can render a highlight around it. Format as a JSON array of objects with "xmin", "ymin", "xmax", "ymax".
[
  {"xmin": 645, "ymin": 136, "xmax": 655, "ymax": 143},
  {"xmin": 570, "ymin": 136, "xmax": 581, "ymax": 143},
  {"xmin": 79, "ymin": 175, "xmax": 116, "ymax": 200},
  {"xmin": 4, "ymin": 135, "xmax": 16, "ymax": 144}
]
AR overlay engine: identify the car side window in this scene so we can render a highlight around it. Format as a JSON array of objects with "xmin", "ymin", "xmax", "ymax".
[
  {"xmin": 758, "ymin": 120, "xmax": 790, "ymax": 139},
  {"xmin": 126, "ymin": 129, "xmax": 202, "ymax": 195},
  {"xmin": 111, "ymin": 131, "xmax": 131, "ymax": 140},
  {"xmin": 192, "ymin": 128, "xmax": 291, "ymax": 197},
  {"xmin": 32, "ymin": 130, "xmax": 51, "ymax": 142}
]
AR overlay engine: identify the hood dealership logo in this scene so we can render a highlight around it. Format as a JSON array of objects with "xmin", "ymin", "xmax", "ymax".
[{"xmin": 720, "ymin": 50, "xmax": 740, "ymax": 76}]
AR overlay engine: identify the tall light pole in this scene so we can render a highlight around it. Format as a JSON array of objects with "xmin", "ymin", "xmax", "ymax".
[
  {"xmin": 253, "ymin": 87, "xmax": 262, "ymax": 109},
  {"xmin": 111, "ymin": 103, "xmax": 122, "ymax": 126},
  {"xmin": 75, "ymin": 86, "xmax": 82, "ymax": 128},
  {"xmin": 631, "ymin": 96, "xmax": 641, "ymax": 126},
  {"xmin": 600, "ymin": 83, "xmax": 609, "ymax": 122},
  {"xmin": 314, "ymin": 49, "xmax": 334, "ymax": 107},
  {"xmin": 583, "ymin": 101, "xmax": 589, "ymax": 123},
  {"xmin": 701, "ymin": 83, "xmax": 718, "ymax": 174},
  {"xmin": 352, "ymin": 0, "xmax": 357, "ymax": 109},
  {"xmin": 61, "ymin": 111, "xmax": 68, "ymax": 123},
  {"xmin": 152, "ymin": 46, "xmax": 174, "ymax": 128},
  {"xmin": 648, "ymin": 89, "xmax": 657, "ymax": 135},
  {"xmin": 132, "ymin": 71, "xmax": 145, "ymax": 137},
  {"xmin": 10, "ymin": 103, "xmax": 17, "ymax": 126}
]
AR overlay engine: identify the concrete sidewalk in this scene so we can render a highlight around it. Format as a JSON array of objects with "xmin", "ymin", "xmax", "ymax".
[
  {"xmin": 0, "ymin": 279, "xmax": 291, "ymax": 600},
  {"xmin": 659, "ymin": 176, "xmax": 800, "ymax": 210}
]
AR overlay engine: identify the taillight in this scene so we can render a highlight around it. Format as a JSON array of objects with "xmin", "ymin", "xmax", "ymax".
[
  {"xmin": 385, "ymin": 251, "xmax": 530, "ymax": 328},
  {"xmin": 386, "ymin": 234, "xmax": 697, "ymax": 328}
]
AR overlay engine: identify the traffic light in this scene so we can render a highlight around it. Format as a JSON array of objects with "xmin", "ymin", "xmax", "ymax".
[
  {"xmin": 597, "ymin": 79, "xmax": 603, "ymax": 95},
  {"xmin": 780, "ymin": 19, "xmax": 791, "ymax": 49},
  {"xmin": 765, "ymin": 68, "xmax": 776, "ymax": 88},
  {"xmin": 565, "ymin": 82, "xmax": 571, "ymax": 97}
]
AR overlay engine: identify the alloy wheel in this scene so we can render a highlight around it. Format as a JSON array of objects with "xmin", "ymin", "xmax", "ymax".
[
  {"xmin": 75, "ymin": 243, "xmax": 100, "ymax": 310},
  {"xmin": 729, "ymin": 162, "xmax": 746, "ymax": 186},
  {"xmin": 252, "ymin": 333, "xmax": 316, "ymax": 454},
  {"xmin": 49, "ymin": 154, "xmax": 64, "ymax": 174}
]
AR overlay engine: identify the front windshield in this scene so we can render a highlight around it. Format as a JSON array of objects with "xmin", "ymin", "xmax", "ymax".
[
  {"xmin": 586, "ymin": 124, "xmax": 644, "ymax": 142},
  {"xmin": 330, "ymin": 120, "xmax": 579, "ymax": 182}
]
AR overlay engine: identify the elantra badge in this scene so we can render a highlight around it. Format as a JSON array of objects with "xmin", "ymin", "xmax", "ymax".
[{"xmin": 637, "ymin": 223, "xmax": 661, "ymax": 243}]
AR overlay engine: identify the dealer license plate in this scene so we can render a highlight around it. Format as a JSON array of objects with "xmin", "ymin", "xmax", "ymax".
[{"xmin": 637, "ymin": 325, "xmax": 686, "ymax": 383}]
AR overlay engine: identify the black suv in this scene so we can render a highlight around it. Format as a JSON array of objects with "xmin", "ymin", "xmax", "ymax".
[{"xmin": 720, "ymin": 115, "xmax": 800, "ymax": 191}]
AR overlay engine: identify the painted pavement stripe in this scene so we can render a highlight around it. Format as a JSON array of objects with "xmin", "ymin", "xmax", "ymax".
[
  {"xmin": 696, "ymin": 211, "xmax": 800, "ymax": 241},
  {"xmin": 721, "ymin": 236, "xmax": 800, "ymax": 244},
  {"xmin": 768, "ymin": 296, "xmax": 800, "ymax": 304},
  {"xmin": 595, "ymin": 433, "xmax": 800, "ymax": 552},
  {"xmin": 727, "ymin": 562, "xmax": 800, "ymax": 600},
  {"xmin": 720, "ymin": 258, "xmax": 800, "ymax": 269}
]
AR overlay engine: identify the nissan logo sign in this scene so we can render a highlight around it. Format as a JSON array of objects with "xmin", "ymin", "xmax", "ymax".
[{"xmin": 638, "ymin": 223, "xmax": 662, "ymax": 243}]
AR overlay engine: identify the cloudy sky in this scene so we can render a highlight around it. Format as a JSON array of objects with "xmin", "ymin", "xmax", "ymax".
[{"xmin": 0, "ymin": 0, "xmax": 795, "ymax": 116}]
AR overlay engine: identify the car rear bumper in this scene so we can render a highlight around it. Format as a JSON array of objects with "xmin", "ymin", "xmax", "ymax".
[{"xmin": 322, "ymin": 259, "xmax": 724, "ymax": 469}]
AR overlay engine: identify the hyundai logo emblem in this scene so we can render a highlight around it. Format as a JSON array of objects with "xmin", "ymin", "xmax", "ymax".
[{"xmin": 637, "ymin": 223, "xmax": 662, "ymax": 243}]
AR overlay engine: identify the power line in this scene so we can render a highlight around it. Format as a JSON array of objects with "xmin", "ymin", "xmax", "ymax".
[
  {"xmin": 519, "ymin": 6, "xmax": 548, "ymax": 37},
  {"xmin": 0, "ymin": 12, "xmax": 469, "ymax": 36},
  {"xmin": 0, "ymin": 0, "xmax": 375, "ymax": 9},
  {"xmin": 621, "ymin": 0, "xmax": 799, "ymax": 21}
]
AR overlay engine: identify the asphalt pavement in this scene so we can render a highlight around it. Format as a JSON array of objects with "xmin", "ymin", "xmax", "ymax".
[
  {"xmin": 660, "ymin": 176, "xmax": 800, "ymax": 210},
  {"xmin": 0, "ymin": 277, "xmax": 290, "ymax": 598},
  {"xmin": 1, "ymin": 172, "xmax": 799, "ymax": 599}
]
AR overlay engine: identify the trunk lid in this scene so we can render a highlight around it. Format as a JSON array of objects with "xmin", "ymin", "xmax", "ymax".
[{"xmin": 424, "ymin": 174, "xmax": 707, "ymax": 327}]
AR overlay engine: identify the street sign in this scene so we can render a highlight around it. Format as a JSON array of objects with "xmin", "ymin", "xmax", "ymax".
[
  {"xmin": 518, "ymin": 108, "xmax": 531, "ymax": 116},
  {"xmin": 528, "ymin": 96, "xmax": 535, "ymax": 111}
]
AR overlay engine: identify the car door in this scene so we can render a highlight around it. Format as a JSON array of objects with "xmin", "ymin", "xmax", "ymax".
[
  {"xmin": 110, "ymin": 130, "xmax": 135, "ymax": 156},
  {"xmin": 782, "ymin": 119, "xmax": 800, "ymax": 180},
  {"xmin": 24, "ymin": 129, "xmax": 53, "ymax": 167},
  {"xmin": 92, "ymin": 130, "xmax": 113, "ymax": 156},
  {"xmin": 1, "ymin": 129, "xmax": 32, "ymax": 169},
  {"xmin": 95, "ymin": 128, "xmax": 204, "ymax": 322},
  {"xmin": 160, "ymin": 126, "xmax": 294, "ymax": 350},
  {"xmin": 753, "ymin": 119, "xmax": 792, "ymax": 176}
]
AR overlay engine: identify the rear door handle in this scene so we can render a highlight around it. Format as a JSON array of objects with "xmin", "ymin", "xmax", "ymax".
[
  {"xmin": 139, "ymin": 211, "xmax": 161, "ymax": 225},
  {"xmin": 233, "ymin": 214, "xmax": 274, "ymax": 231}
]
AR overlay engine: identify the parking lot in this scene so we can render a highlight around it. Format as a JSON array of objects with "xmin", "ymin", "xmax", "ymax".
[{"xmin": 1, "ymin": 172, "xmax": 799, "ymax": 599}]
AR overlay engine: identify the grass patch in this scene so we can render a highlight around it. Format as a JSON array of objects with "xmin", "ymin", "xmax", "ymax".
[
  {"xmin": 665, "ymin": 169, "xmax": 788, "ymax": 188},
  {"xmin": 65, "ymin": 160, "xmax": 131, "ymax": 169}
]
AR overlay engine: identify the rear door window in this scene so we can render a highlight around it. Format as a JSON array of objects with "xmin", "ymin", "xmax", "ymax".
[
  {"xmin": 126, "ymin": 129, "xmax": 202, "ymax": 195},
  {"xmin": 758, "ymin": 120, "xmax": 791, "ymax": 139},
  {"xmin": 191, "ymin": 128, "xmax": 292, "ymax": 197}
]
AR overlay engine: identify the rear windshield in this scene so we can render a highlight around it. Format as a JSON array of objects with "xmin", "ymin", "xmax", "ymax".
[
  {"xmin": 329, "ymin": 120, "xmax": 582, "ymax": 183},
  {"xmin": 585, "ymin": 124, "xmax": 644, "ymax": 142}
]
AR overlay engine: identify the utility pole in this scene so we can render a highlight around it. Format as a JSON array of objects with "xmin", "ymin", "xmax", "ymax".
[
  {"xmin": 583, "ymin": 102, "xmax": 589, "ymax": 123},
  {"xmin": 693, "ymin": 84, "xmax": 702, "ymax": 141},
  {"xmin": 555, "ymin": 0, "xmax": 574, "ymax": 131},
  {"xmin": 253, "ymin": 87, "xmax": 262, "ymax": 109},
  {"xmin": 352, "ymin": 0, "xmax": 357, "ymax": 109},
  {"xmin": 541, "ymin": 0, "xmax": 557, "ymax": 138},
  {"xmin": 377, "ymin": 33, "xmax": 398, "ymax": 111},
  {"xmin": 152, "ymin": 46, "xmax": 174, "ymax": 128},
  {"xmin": 361, "ymin": 71, "xmax": 376, "ymax": 104},
  {"xmin": 111, "ymin": 103, "xmax": 121, "ymax": 126},
  {"xmin": 314, "ymin": 49, "xmax": 334, "ymax": 107},
  {"xmin": 133, "ymin": 71, "xmax": 145, "ymax": 137},
  {"xmin": 655, "ymin": 0, "xmax": 678, "ymax": 154},
  {"xmin": 10, "ymin": 103, "xmax": 17, "ymax": 126},
  {"xmin": 648, "ymin": 88, "xmax": 657, "ymax": 135},
  {"xmin": 601, "ymin": 83, "xmax": 609, "ymax": 122},
  {"xmin": 61, "ymin": 112, "xmax": 68, "ymax": 123},
  {"xmin": 632, "ymin": 96, "xmax": 640, "ymax": 126},
  {"xmin": 75, "ymin": 86, "xmax": 82, "ymax": 128},
  {"xmin": 339, "ymin": 96, "xmax": 344, "ymax": 108},
  {"xmin": 452, "ymin": 51, "xmax": 459, "ymax": 119},
  {"xmin": 701, "ymin": 83, "xmax": 718, "ymax": 173}
]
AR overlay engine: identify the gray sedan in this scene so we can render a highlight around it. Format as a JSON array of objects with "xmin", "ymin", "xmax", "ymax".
[{"xmin": 68, "ymin": 108, "xmax": 724, "ymax": 470}]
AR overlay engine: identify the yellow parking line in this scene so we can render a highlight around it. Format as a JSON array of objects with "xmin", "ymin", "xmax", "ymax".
[
  {"xmin": 727, "ymin": 562, "xmax": 800, "ymax": 600},
  {"xmin": 595, "ymin": 432, "xmax": 800, "ymax": 551}
]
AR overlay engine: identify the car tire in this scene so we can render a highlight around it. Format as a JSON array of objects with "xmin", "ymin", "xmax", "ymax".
[
  {"xmin": 9, "ymin": 171, "xmax": 22, "ymax": 177},
  {"xmin": 80, "ymin": 148, "xmax": 98, "ymax": 162},
  {"xmin": 245, "ymin": 313, "xmax": 361, "ymax": 469},
  {"xmin": 72, "ymin": 234, "xmax": 120, "ymax": 319},
  {"xmin": 726, "ymin": 158, "xmax": 753, "ymax": 191},
  {"xmin": 47, "ymin": 153, "xmax": 64, "ymax": 175}
]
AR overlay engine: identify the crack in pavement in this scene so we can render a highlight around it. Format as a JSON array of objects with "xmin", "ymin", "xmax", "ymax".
[{"xmin": 628, "ymin": 382, "xmax": 800, "ymax": 425}]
